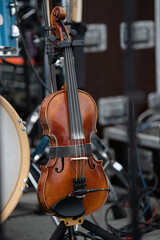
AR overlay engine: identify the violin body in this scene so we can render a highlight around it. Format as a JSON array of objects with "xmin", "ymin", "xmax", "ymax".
[
  {"xmin": 37, "ymin": 89, "xmax": 109, "ymax": 216},
  {"xmin": 37, "ymin": 6, "xmax": 109, "ymax": 218}
]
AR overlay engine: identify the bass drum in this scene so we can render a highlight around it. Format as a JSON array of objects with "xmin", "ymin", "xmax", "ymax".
[{"xmin": 0, "ymin": 96, "xmax": 30, "ymax": 223}]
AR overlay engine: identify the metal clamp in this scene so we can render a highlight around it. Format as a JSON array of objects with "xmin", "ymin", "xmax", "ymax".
[
  {"xmin": 61, "ymin": 216, "xmax": 84, "ymax": 226},
  {"xmin": 9, "ymin": 1, "xmax": 18, "ymax": 16},
  {"xmin": 11, "ymin": 25, "xmax": 20, "ymax": 38},
  {"xmin": 18, "ymin": 118, "xmax": 26, "ymax": 125},
  {"xmin": 21, "ymin": 127, "xmax": 26, "ymax": 131}
]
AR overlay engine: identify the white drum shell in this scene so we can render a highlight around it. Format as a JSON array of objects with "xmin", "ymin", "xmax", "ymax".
[{"xmin": 0, "ymin": 96, "xmax": 30, "ymax": 223}]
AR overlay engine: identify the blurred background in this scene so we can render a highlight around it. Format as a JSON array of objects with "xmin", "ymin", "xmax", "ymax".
[{"xmin": 1, "ymin": 0, "xmax": 160, "ymax": 239}]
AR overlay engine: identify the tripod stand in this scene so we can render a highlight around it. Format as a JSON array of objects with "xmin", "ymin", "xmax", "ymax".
[{"xmin": 49, "ymin": 216, "xmax": 120, "ymax": 240}]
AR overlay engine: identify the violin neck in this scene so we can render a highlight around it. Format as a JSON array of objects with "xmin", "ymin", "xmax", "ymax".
[{"xmin": 64, "ymin": 46, "xmax": 85, "ymax": 140}]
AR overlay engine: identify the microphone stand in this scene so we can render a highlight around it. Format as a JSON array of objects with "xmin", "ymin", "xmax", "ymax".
[{"xmin": 42, "ymin": 0, "xmax": 57, "ymax": 92}]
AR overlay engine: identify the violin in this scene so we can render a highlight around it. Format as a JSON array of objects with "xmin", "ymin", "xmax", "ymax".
[{"xmin": 37, "ymin": 6, "xmax": 109, "ymax": 218}]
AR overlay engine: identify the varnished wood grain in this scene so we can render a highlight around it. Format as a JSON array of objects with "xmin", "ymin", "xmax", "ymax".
[{"xmin": 37, "ymin": 90, "xmax": 109, "ymax": 216}]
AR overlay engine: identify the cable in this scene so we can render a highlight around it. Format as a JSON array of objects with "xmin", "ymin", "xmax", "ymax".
[
  {"xmin": 139, "ymin": 207, "xmax": 157, "ymax": 230},
  {"xmin": 137, "ymin": 108, "xmax": 160, "ymax": 132},
  {"xmin": 136, "ymin": 147, "xmax": 147, "ymax": 190},
  {"xmin": 138, "ymin": 173, "xmax": 159, "ymax": 209},
  {"xmin": 137, "ymin": 109, "xmax": 156, "ymax": 123},
  {"xmin": 103, "ymin": 119, "xmax": 160, "ymax": 238},
  {"xmin": 138, "ymin": 204, "xmax": 150, "ymax": 222},
  {"xmin": 105, "ymin": 202, "xmax": 159, "ymax": 239},
  {"xmin": 137, "ymin": 121, "xmax": 160, "ymax": 132},
  {"xmin": 14, "ymin": 0, "xmax": 52, "ymax": 93},
  {"xmin": 104, "ymin": 171, "xmax": 160, "ymax": 238}
]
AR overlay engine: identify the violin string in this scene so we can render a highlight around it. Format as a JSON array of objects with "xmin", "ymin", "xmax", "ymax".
[
  {"xmin": 67, "ymin": 47, "xmax": 83, "ymax": 178},
  {"xmin": 71, "ymin": 46, "xmax": 87, "ymax": 179},
  {"xmin": 68, "ymin": 47, "xmax": 86, "ymax": 178},
  {"xmin": 70, "ymin": 47, "xmax": 86, "ymax": 178},
  {"xmin": 69, "ymin": 46, "xmax": 83, "ymax": 179},
  {"xmin": 64, "ymin": 47, "xmax": 78, "ymax": 179},
  {"xmin": 67, "ymin": 47, "xmax": 81, "ymax": 178},
  {"xmin": 66, "ymin": 47, "xmax": 81, "ymax": 178},
  {"xmin": 69, "ymin": 47, "xmax": 80, "ymax": 179},
  {"xmin": 67, "ymin": 47, "xmax": 80, "ymax": 179},
  {"xmin": 65, "ymin": 45, "xmax": 87, "ymax": 180},
  {"xmin": 66, "ymin": 48, "xmax": 78, "ymax": 150}
]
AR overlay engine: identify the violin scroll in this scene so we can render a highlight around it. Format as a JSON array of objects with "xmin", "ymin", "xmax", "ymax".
[
  {"xmin": 50, "ymin": 6, "xmax": 70, "ymax": 43},
  {"xmin": 52, "ymin": 6, "xmax": 66, "ymax": 20}
]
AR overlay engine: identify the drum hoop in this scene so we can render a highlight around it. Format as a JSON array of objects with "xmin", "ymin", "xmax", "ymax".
[{"xmin": 0, "ymin": 96, "xmax": 30, "ymax": 223}]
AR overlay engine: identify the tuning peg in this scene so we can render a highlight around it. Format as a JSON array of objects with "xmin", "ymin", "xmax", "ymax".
[
  {"xmin": 69, "ymin": 29, "xmax": 77, "ymax": 37},
  {"xmin": 48, "ymin": 35, "xmax": 60, "ymax": 43},
  {"xmin": 64, "ymin": 21, "xmax": 72, "ymax": 26},
  {"xmin": 44, "ymin": 27, "xmax": 56, "ymax": 31}
]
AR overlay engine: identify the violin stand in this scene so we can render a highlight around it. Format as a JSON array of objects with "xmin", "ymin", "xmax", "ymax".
[
  {"xmin": 47, "ymin": 196, "xmax": 120, "ymax": 240},
  {"xmin": 49, "ymin": 217, "xmax": 120, "ymax": 240}
]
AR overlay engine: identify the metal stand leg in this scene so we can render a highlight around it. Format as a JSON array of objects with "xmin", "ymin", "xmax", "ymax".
[
  {"xmin": 68, "ymin": 226, "xmax": 76, "ymax": 240},
  {"xmin": 49, "ymin": 221, "xmax": 67, "ymax": 240}
]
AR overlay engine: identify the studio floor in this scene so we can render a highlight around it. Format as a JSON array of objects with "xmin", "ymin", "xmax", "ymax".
[{"xmin": 1, "ymin": 186, "xmax": 160, "ymax": 240}]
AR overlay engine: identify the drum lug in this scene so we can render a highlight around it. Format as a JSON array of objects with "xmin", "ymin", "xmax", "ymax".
[
  {"xmin": 24, "ymin": 178, "xmax": 29, "ymax": 188},
  {"xmin": 18, "ymin": 119, "xmax": 27, "ymax": 131},
  {"xmin": 21, "ymin": 127, "xmax": 27, "ymax": 131},
  {"xmin": 18, "ymin": 118, "xmax": 26, "ymax": 125},
  {"xmin": 0, "ymin": 14, "xmax": 3, "ymax": 27},
  {"xmin": 11, "ymin": 25, "xmax": 20, "ymax": 38},
  {"xmin": 20, "ymin": 187, "xmax": 25, "ymax": 192},
  {"xmin": 23, "ymin": 178, "xmax": 28, "ymax": 183},
  {"xmin": 9, "ymin": 1, "xmax": 18, "ymax": 16},
  {"xmin": 20, "ymin": 179, "xmax": 29, "ymax": 192}
]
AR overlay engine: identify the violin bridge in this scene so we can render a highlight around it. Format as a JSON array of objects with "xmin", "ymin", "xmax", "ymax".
[{"xmin": 70, "ymin": 157, "xmax": 89, "ymax": 161}]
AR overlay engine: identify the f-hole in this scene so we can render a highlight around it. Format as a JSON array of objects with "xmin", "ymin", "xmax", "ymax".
[
  {"xmin": 88, "ymin": 157, "xmax": 95, "ymax": 169},
  {"xmin": 55, "ymin": 157, "xmax": 64, "ymax": 173}
]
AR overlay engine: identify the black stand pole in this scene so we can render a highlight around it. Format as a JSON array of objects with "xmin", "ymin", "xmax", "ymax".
[
  {"xmin": 49, "ymin": 221, "xmax": 67, "ymax": 240},
  {"xmin": 82, "ymin": 220, "xmax": 119, "ymax": 240},
  {"xmin": 68, "ymin": 226, "xmax": 76, "ymax": 240},
  {"xmin": 123, "ymin": 0, "xmax": 140, "ymax": 239},
  {"xmin": 42, "ymin": 0, "xmax": 57, "ymax": 92}
]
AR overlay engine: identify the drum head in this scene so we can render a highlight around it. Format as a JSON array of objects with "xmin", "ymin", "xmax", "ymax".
[{"xmin": 0, "ymin": 96, "xmax": 30, "ymax": 223}]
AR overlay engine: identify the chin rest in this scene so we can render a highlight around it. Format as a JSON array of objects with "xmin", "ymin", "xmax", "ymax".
[{"xmin": 50, "ymin": 196, "xmax": 85, "ymax": 218}]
